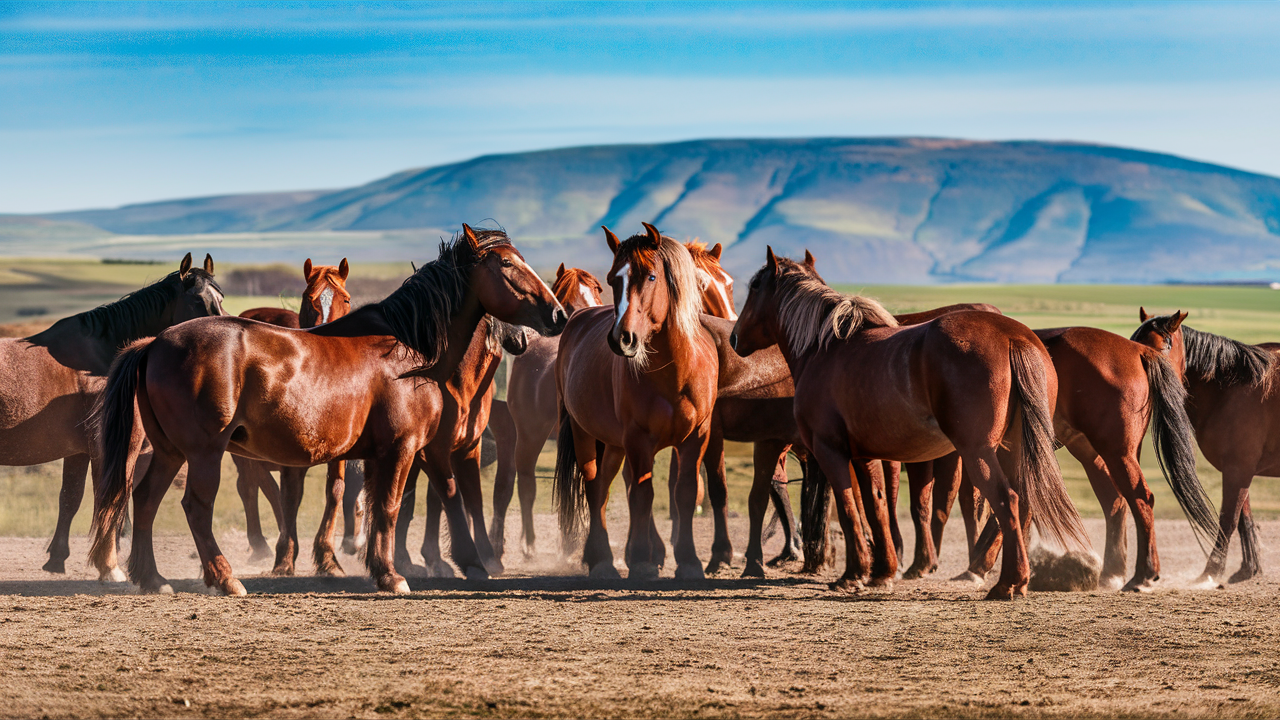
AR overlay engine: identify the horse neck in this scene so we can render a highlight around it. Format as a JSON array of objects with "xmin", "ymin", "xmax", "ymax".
[
  {"xmin": 448, "ymin": 323, "xmax": 501, "ymax": 400},
  {"xmin": 423, "ymin": 293, "xmax": 488, "ymax": 384}
]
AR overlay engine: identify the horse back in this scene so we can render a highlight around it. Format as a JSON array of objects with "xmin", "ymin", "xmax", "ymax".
[{"xmin": 239, "ymin": 306, "xmax": 301, "ymax": 329}]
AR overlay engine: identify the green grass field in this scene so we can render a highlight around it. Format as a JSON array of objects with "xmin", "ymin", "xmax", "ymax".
[{"xmin": 0, "ymin": 259, "xmax": 1278, "ymax": 542}]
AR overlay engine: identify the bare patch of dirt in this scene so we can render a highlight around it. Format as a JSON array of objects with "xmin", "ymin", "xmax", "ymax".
[{"xmin": 0, "ymin": 515, "xmax": 1277, "ymax": 718}]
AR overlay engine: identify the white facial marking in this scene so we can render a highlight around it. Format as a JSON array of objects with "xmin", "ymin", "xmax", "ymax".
[
  {"xmin": 715, "ymin": 271, "xmax": 737, "ymax": 321},
  {"xmin": 615, "ymin": 262, "xmax": 631, "ymax": 331},
  {"xmin": 579, "ymin": 283, "xmax": 601, "ymax": 307},
  {"xmin": 319, "ymin": 286, "xmax": 334, "ymax": 323}
]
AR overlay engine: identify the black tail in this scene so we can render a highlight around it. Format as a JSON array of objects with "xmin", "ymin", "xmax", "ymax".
[
  {"xmin": 1143, "ymin": 351, "xmax": 1218, "ymax": 554},
  {"xmin": 552, "ymin": 404, "xmax": 585, "ymax": 544},
  {"xmin": 88, "ymin": 338, "xmax": 152, "ymax": 572},
  {"xmin": 800, "ymin": 454, "xmax": 832, "ymax": 573},
  {"xmin": 1009, "ymin": 341, "xmax": 1092, "ymax": 555}
]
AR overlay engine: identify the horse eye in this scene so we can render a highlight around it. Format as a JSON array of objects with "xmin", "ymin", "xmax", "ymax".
[
  {"xmin": 648, "ymin": 274, "xmax": 656, "ymax": 282},
  {"xmin": 501, "ymin": 257, "xmax": 512, "ymax": 267}
]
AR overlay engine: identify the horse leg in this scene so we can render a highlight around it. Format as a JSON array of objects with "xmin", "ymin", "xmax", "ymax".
[
  {"xmin": 582, "ymin": 442, "xmax": 623, "ymax": 578},
  {"xmin": 362, "ymin": 452, "xmax": 420, "ymax": 593},
  {"xmin": 44, "ymin": 453, "xmax": 91, "ymax": 574},
  {"xmin": 421, "ymin": 482, "xmax": 453, "ymax": 577},
  {"xmin": 513, "ymin": 419, "xmax": 552, "ymax": 559},
  {"xmin": 181, "ymin": 451, "xmax": 245, "ymax": 596},
  {"xmin": 257, "ymin": 462, "xmax": 284, "ymax": 559},
  {"xmin": 487, "ymin": 400, "xmax": 518, "ymax": 561},
  {"xmin": 1100, "ymin": 447, "xmax": 1160, "ymax": 592},
  {"xmin": 672, "ymin": 430, "xmax": 710, "ymax": 580},
  {"xmin": 883, "ymin": 461, "xmax": 904, "ymax": 561},
  {"xmin": 1232, "ymin": 496, "xmax": 1263, "ymax": 583},
  {"xmin": 902, "ymin": 460, "xmax": 937, "ymax": 579},
  {"xmin": 768, "ymin": 447, "xmax": 803, "ymax": 565},
  {"xmin": 961, "ymin": 447, "xmax": 1029, "ymax": 600},
  {"xmin": 341, "ymin": 460, "xmax": 364, "ymax": 554},
  {"xmin": 623, "ymin": 447, "xmax": 665, "ymax": 580},
  {"xmin": 232, "ymin": 457, "xmax": 272, "ymax": 562},
  {"xmin": 394, "ymin": 462, "xmax": 421, "ymax": 575},
  {"xmin": 741, "ymin": 442, "xmax": 776, "ymax": 578},
  {"xmin": 127, "ymin": 448, "xmax": 185, "ymax": 594},
  {"xmin": 927, "ymin": 453, "xmax": 962, "ymax": 557},
  {"xmin": 703, "ymin": 425, "xmax": 733, "ymax": 575},
  {"xmin": 811, "ymin": 439, "xmax": 872, "ymax": 591},
  {"xmin": 952, "ymin": 471, "xmax": 1002, "ymax": 583},
  {"xmin": 311, "ymin": 460, "xmax": 346, "ymax": 577},
  {"xmin": 418, "ymin": 447, "xmax": 486, "ymax": 580},
  {"xmin": 1063, "ymin": 433, "xmax": 1129, "ymax": 589},
  {"xmin": 1201, "ymin": 469, "xmax": 1252, "ymax": 585},
  {"xmin": 272, "ymin": 466, "xmax": 307, "ymax": 576},
  {"xmin": 854, "ymin": 459, "xmax": 898, "ymax": 587},
  {"xmin": 455, "ymin": 444, "xmax": 503, "ymax": 576}
]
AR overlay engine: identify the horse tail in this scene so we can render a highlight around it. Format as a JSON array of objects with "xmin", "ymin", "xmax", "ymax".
[
  {"xmin": 552, "ymin": 403, "xmax": 585, "ymax": 541},
  {"xmin": 1142, "ymin": 350, "xmax": 1217, "ymax": 554},
  {"xmin": 88, "ymin": 338, "xmax": 153, "ymax": 572},
  {"xmin": 1008, "ymin": 340, "xmax": 1092, "ymax": 555},
  {"xmin": 800, "ymin": 453, "xmax": 832, "ymax": 573}
]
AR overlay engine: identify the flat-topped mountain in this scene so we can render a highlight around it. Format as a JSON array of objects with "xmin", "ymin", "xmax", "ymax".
[{"xmin": 36, "ymin": 138, "xmax": 1280, "ymax": 283}]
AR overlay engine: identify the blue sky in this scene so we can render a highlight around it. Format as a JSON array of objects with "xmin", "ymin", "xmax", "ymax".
[{"xmin": 2, "ymin": 1, "xmax": 1278, "ymax": 213}]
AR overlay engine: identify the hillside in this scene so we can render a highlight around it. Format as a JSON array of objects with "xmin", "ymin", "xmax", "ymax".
[{"xmin": 29, "ymin": 138, "xmax": 1280, "ymax": 283}]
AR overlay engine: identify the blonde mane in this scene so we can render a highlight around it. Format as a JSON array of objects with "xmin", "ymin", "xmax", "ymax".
[{"xmin": 765, "ymin": 258, "xmax": 898, "ymax": 356}]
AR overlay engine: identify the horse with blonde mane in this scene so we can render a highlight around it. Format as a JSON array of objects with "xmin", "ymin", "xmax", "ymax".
[
  {"xmin": 731, "ymin": 247, "xmax": 1091, "ymax": 599},
  {"xmin": 554, "ymin": 223, "xmax": 719, "ymax": 579}
]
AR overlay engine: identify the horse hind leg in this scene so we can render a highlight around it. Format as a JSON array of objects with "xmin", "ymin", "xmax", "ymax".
[
  {"xmin": 854, "ymin": 459, "xmax": 898, "ymax": 588},
  {"xmin": 1063, "ymin": 434, "xmax": 1130, "ymax": 590},
  {"xmin": 901, "ymin": 460, "xmax": 937, "ymax": 580},
  {"xmin": 703, "ymin": 429, "xmax": 734, "ymax": 575},
  {"xmin": 961, "ymin": 446, "xmax": 1030, "ymax": 600},
  {"xmin": 233, "ymin": 457, "xmax": 273, "ymax": 562},
  {"xmin": 128, "ymin": 448, "xmax": 185, "ymax": 594},
  {"xmin": 1200, "ymin": 470, "xmax": 1252, "ymax": 586},
  {"xmin": 44, "ymin": 453, "xmax": 91, "ymax": 574},
  {"xmin": 1232, "ymin": 496, "xmax": 1262, "ymax": 583},
  {"xmin": 272, "ymin": 466, "xmax": 308, "ymax": 576},
  {"xmin": 456, "ymin": 445, "xmax": 503, "ymax": 576},
  {"xmin": 311, "ymin": 460, "xmax": 346, "ymax": 577},
  {"xmin": 341, "ymin": 460, "xmax": 364, "ymax": 554}
]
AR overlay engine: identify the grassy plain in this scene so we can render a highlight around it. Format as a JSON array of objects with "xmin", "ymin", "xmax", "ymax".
[{"xmin": 0, "ymin": 259, "xmax": 1278, "ymax": 544}]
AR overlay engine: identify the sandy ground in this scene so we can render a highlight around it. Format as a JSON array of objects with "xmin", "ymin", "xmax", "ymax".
[{"xmin": 1, "ymin": 509, "xmax": 1278, "ymax": 719}]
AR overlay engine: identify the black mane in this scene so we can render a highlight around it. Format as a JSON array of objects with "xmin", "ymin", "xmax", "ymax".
[
  {"xmin": 32, "ymin": 269, "xmax": 219, "ymax": 348},
  {"xmin": 1181, "ymin": 326, "xmax": 1275, "ymax": 387}
]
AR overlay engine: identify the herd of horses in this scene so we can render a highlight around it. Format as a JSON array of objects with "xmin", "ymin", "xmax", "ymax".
[{"xmin": 2, "ymin": 223, "xmax": 1275, "ymax": 599}]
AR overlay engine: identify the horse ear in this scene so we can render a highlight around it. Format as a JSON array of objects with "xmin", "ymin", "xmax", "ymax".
[
  {"xmin": 179, "ymin": 252, "xmax": 193, "ymax": 278},
  {"xmin": 304, "ymin": 258, "xmax": 313, "ymax": 279},
  {"xmin": 461, "ymin": 223, "xmax": 480, "ymax": 251},
  {"xmin": 203, "ymin": 254, "xmax": 215, "ymax": 275},
  {"xmin": 1139, "ymin": 306, "xmax": 1150, "ymax": 322},
  {"xmin": 766, "ymin": 246, "xmax": 778, "ymax": 275},
  {"xmin": 709, "ymin": 243, "xmax": 723, "ymax": 260},
  {"xmin": 803, "ymin": 249, "xmax": 816, "ymax": 269},
  {"xmin": 1170, "ymin": 310, "xmax": 1189, "ymax": 331},
  {"xmin": 338, "ymin": 258, "xmax": 349, "ymax": 281},
  {"xmin": 602, "ymin": 226, "xmax": 620, "ymax": 255},
  {"xmin": 556, "ymin": 263, "xmax": 566, "ymax": 279},
  {"xmin": 641, "ymin": 222, "xmax": 662, "ymax": 246}
]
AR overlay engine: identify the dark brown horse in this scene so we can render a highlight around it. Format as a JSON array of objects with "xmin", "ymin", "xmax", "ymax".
[
  {"xmin": 731, "ymin": 248, "xmax": 1091, "ymax": 599},
  {"xmin": 1131, "ymin": 309, "xmax": 1276, "ymax": 585},
  {"xmin": 231, "ymin": 259, "xmax": 358, "ymax": 572},
  {"xmin": 393, "ymin": 316, "xmax": 529, "ymax": 577},
  {"xmin": 554, "ymin": 224, "xmax": 720, "ymax": 579},
  {"xmin": 488, "ymin": 264, "xmax": 605, "ymax": 560},
  {"xmin": 0, "ymin": 253, "xmax": 224, "ymax": 578},
  {"xmin": 91, "ymin": 227, "xmax": 566, "ymax": 595}
]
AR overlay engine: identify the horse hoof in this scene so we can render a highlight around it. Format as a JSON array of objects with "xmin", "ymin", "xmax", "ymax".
[
  {"xmin": 983, "ymin": 583, "xmax": 1022, "ymax": 601},
  {"xmin": 588, "ymin": 562, "xmax": 621, "ymax": 580},
  {"xmin": 315, "ymin": 564, "xmax": 346, "ymax": 578},
  {"xmin": 1099, "ymin": 574, "xmax": 1126, "ymax": 591},
  {"xmin": 99, "ymin": 567, "xmax": 128, "ymax": 583},
  {"xmin": 766, "ymin": 552, "xmax": 798, "ymax": 568},
  {"xmin": 1229, "ymin": 567, "xmax": 1259, "ymax": 584},
  {"xmin": 704, "ymin": 559, "xmax": 726, "ymax": 575},
  {"xmin": 247, "ymin": 545, "xmax": 272, "ymax": 563},
  {"xmin": 901, "ymin": 563, "xmax": 936, "ymax": 580},
  {"xmin": 482, "ymin": 558, "xmax": 505, "ymax": 577},
  {"xmin": 140, "ymin": 581, "xmax": 173, "ymax": 595},
  {"xmin": 1191, "ymin": 573, "xmax": 1221, "ymax": 590},
  {"xmin": 377, "ymin": 574, "xmax": 410, "ymax": 593},
  {"xmin": 1122, "ymin": 578, "xmax": 1157, "ymax": 593},
  {"xmin": 223, "ymin": 578, "xmax": 247, "ymax": 597},
  {"xmin": 522, "ymin": 543, "xmax": 536, "ymax": 560},
  {"xmin": 628, "ymin": 562, "xmax": 661, "ymax": 580},
  {"xmin": 830, "ymin": 577, "xmax": 865, "ymax": 594},
  {"xmin": 675, "ymin": 563, "xmax": 705, "ymax": 581},
  {"xmin": 341, "ymin": 537, "xmax": 357, "ymax": 555},
  {"xmin": 741, "ymin": 559, "xmax": 766, "ymax": 579},
  {"xmin": 464, "ymin": 566, "xmax": 489, "ymax": 581},
  {"xmin": 868, "ymin": 575, "xmax": 895, "ymax": 590},
  {"xmin": 429, "ymin": 562, "xmax": 457, "ymax": 579},
  {"xmin": 42, "ymin": 559, "xmax": 67, "ymax": 574},
  {"xmin": 950, "ymin": 570, "xmax": 985, "ymax": 585},
  {"xmin": 270, "ymin": 564, "xmax": 296, "ymax": 577}
]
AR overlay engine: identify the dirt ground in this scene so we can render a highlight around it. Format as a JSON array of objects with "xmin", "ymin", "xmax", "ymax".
[{"xmin": 1, "ymin": 510, "xmax": 1278, "ymax": 719}]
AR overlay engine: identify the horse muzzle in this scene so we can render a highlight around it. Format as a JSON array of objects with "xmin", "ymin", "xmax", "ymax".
[{"xmin": 607, "ymin": 326, "xmax": 640, "ymax": 358}]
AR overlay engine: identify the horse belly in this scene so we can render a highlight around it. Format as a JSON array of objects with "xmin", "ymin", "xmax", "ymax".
[{"xmin": 0, "ymin": 357, "xmax": 91, "ymax": 464}]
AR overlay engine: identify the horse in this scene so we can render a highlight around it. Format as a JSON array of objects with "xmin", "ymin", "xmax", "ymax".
[
  {"xmin": 392, "ymin": 316, "xmax": 530, "ymax": 577},
  {"xmin": 90, "ymin": 226, "xmax": 567, "ymax": 595},
  {"xmin": 921, "ymin": 324, "xmax": 1216, "ymax": 592},
  {"xmin": 229, "ymin": 258, "xmax": 362, "ymax": 574},
  {"xmin": 554, "ymin": 223, "xmax": 720, "ymax": 580},
  {"xmin": 488, "ymin": 264, "xmax": 605, "ymax": 560},
  {"xmin": 0, "ymin": 253, "xmax": 224, "ymax": 578},
  {"xmin": 1131, "ymin": 309, "xmax": 1277, "ymax": 585},
  {"xmin": 730, "ymin": 247, "xmax": 1091, "ymax": 599}
]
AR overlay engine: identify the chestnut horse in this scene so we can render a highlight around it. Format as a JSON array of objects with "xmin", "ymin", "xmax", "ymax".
[
  {"xmin": 923, "ymin": 324, "xmax": 1216, "ymax": 591},
  {"xmin": 393, "ymin": 317, "xmax": 529, "ymax": 577},
  {"xmin": 554, "ymin": 223, "xmax": 719, "ymax": 579},
  {"xmin": 91, "ymin": 227, "xmax": 567, "ymax": 595},
  {"xmin": 0, "ymin": 253, "xmax": 224, "ymax": 578},
  {"xmin": 488, "ymin": 264, "xmax": 605, "ymax": 559},
  {"xmin": 1131, "ymin": 309, "xmax": 1276, "ymax": 584},
  {"xmin": 231, "ymin": 259, "xmax": 360, "ymax": 573},
  {"xmin": 731, "ymin": 248, "xmax": 1091, "ymax": 598}
]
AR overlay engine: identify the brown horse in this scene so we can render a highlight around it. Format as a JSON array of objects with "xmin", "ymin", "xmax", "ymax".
[
  {"xmin": 91, "ymin": 227, "xmax": 567, "ymax": 595},
  {"xmin": 1131, "ymin": 309, "xmax": 1276, "ymax": 585},
  {"xmin": 731, "ymin": 248, "xmax": 1091, "ymax": 599},
  {"xmin": 231, "ymin": 259, "xmax": 358, "ymax": 572},
  {"xmin": 393, "ymin": 316, "xmax": 529, "ymax": 577},
  {"xmin": 554, "ymin": 223, "xmax": 720, "ymax": 579},
  {"xmin": 488, "ymin": 264, "xmax": 605, "ymax": 559},
  {"xmin": 0, "ymin": 253, "xmax": 224, "ymax": 578},
  {"xmin": 925, "ymin": 324, "xmax": 1216, "ymax": 591}
]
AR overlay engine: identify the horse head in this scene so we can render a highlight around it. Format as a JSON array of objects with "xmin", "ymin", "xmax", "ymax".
[
  {"xmin": 1131, "ymin": 307, "xmax": 1189, "ymax": 375},
  {"xmin": 551, "ymin": 263, "xmax": 605, "ymax": 314},
  {"xmin": 299, "ymin": 258, "xmax": 352, "ymax": 328},
  {"xmin": 730, "ymin": 246, "xmax": 816, "ymax": 357},
  {"xmin": 686, "ymin": 241, "xmax": 737, "ymax": 321},
  {"xmin": 602, "ymin": 222, "xmax": 701, "ymax": 364},
  {"xmin": 465, "ymin": 225, "xmax": 568, "ymax": 338},
  {"xmin": 172, "ymin": 252, "xmax": 226, "ymax": 323}
]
